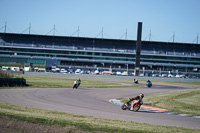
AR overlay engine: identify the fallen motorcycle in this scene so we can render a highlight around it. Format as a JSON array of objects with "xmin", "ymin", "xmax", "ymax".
[{"xmin": 121, "ymin": 98, "xmax": 143, "ymax": 112}]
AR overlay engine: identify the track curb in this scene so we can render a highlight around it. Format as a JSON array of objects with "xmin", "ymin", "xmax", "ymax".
[{"xmin": 109, "ymin": 99, "xmax": 200, "ymax": 119}]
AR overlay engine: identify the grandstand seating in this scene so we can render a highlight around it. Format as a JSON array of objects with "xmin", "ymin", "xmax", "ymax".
[
  {"xmin": 1, "ymin": 40, "xmax": 199, "ymax": 57},
  {"xmin": 0, "ymin": 33, "xmax": 200, "ymax": 73}
]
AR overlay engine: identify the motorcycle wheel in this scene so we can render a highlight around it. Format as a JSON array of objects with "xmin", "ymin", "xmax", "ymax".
[
  {"xmin": 73, "ymin": 84, "xmax": 76, "ymax": 89},
  {"xmin": 121, "ymin": 103, "xmax": 127, "ymax": 110},
  {"xmin": 133, "ymin": 103, "xmax": 140, "ymax": 112}
]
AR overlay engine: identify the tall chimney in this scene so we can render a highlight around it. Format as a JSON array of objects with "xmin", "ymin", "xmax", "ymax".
[{"xmin": 135, "ymin": 22, "xmax": 142, "ymax": 76}]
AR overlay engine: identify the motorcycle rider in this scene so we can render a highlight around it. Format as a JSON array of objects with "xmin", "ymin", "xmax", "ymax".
[
  {"xmin": 146, "ymin": 79, "xmax": 151, "ymax": 84},
  {"xmin": 78, "ymin": 78, "xmax": 81, "ymax": 83},
  {"xmin": 147, "ymin": 79, "xmax": 151, "ymax": 83},
  {"xmin": 146, "ymin": 79, "xmax": 152, "ymax": 87},
  {"xmin": 125, "ymin": 93, "xmax": 144, "ymax": 107},
  {"xmin": 73, "ymin": 78, "xmax": 81, "ymax": 89},
  {"xmin": 134, "ymin": 79, "xmax": 138, "ymax": 84}
]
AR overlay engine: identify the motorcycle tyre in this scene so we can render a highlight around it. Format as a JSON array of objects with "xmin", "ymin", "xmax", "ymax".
[
  {"xmin": 147, "ymin": 84, "xmax": 152, "ymax": 88},
  {"xmin": 133, "ymin": 103, "xmax": 140, "ymax": 112},
  {"xmin": 73, "ymin": 84, "xmax": 77, "ymax": 89},
  {"xmin": 76, "ymin": 84, "xmax": 79, "ymax": 89},
  {"xmin": 121, "ymin": 103, "xmax": 127, "ymax": 110}
]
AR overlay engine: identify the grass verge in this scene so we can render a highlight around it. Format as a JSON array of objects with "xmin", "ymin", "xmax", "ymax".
[
  {"xmin": 1, "ymin": 74, "xmax": 141, "ymax": 89},
  {"xmin": 0, "ymin": 102, "xmax": 199, "ymax": 133}
]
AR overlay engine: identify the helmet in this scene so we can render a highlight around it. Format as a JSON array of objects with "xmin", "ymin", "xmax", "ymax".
[{"xmin": 139, "ymin": 93, "xmax": 144, "ymax": 98}]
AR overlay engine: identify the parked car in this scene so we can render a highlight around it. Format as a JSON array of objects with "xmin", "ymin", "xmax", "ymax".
[
  {"xmin": 60, "ymin": 69, "xmax": 68, "ymax": 73},
  {"xmin": 52, "ymin": 68, "xmax": 60, "ymax": 73},
  {"xmin": 94, "ymin": 70, "xmax": 100, "ymax": 75},
  {"xmin": 168, "ymin": 74, "xmax": 174, "ymax": 78},
  {"xmin": 116, "ymin": 71, "xmax": 122, "ymax": 76},
  {"xmin": 139, "ymin": 73, "xmax": 144, "ymax": 77},
  {"xmin": 75, "ymin": 69, "xmax": 81, "ymax": 74},
  {"xmin": 152, "ymin": 74, "xmax": 159, "ymax": 77},
  {"xmin": 161, "ymin": 74, "xmax": 167, "ymax": 77},
  {"xmin": 102, "ymin": 71, "xmax": 113, "ymax": 75},
  {"xmin": 179, "ymin": 74, "xmax": 186, "ymax": 78},
  {"xmin": 122, "ymin": 71, "xmax": 128, "ymax": 76},
  {"xmin": 2, "ymin": 66, "xmax": 9, "ymax": 71},
  {"xmin": 175, "ymin": 74, "xmax": 186, "ymax": 78}
]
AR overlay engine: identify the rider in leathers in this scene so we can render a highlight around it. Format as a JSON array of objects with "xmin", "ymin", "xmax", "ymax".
[
  {"xmin": 73, "ymin": 78, "xmax": 81, "ymax": 89},
  {"xmin": 126, "ymin": 93, "xmax": 144, "ymax": 107}
]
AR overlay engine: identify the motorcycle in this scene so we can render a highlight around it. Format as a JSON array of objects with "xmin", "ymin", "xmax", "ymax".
[
  {"xmin": 133, "ymin": 79, "xmax": 139, "ymax": 84},
  {"xmin": 146, "ymin": 81, "xmax": 152, "ymax": 88},
  {"xmin": 73, "ymin": 80, "xmax": 81, "ymax": 89},
  {"xmin": 121, "ymin": 98, "xmax": 143, "ymax": 112}
]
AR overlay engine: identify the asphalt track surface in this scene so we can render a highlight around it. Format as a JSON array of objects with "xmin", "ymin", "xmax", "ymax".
[{"xmin": 0, "ymin": 80, "xmax": 200, "ymax": 129}]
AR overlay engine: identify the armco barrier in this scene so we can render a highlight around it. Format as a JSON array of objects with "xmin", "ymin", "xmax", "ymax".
[{"xmin": 0, "ymin": 78, "xmax": 27, "ymax": 87}]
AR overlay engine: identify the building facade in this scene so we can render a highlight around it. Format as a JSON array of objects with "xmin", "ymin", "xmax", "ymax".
[{"xmin": 0, "ymin": 33, "xmax": 200, "ymax": 73}]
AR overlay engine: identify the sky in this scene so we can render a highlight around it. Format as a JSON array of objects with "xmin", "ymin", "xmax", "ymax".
[{"xmin": 0, "ymin": 0, "xmax": 200, "ymax": 43}]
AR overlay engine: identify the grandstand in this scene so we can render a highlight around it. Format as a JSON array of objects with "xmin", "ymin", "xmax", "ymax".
[{"xmin": 0, "ymin": 32, "xmax": 200, "ymax": 74}]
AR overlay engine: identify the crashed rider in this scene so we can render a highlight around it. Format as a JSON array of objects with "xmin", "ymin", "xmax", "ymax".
[{"xmin": 126, "ymin": 93, "xmax": 144, "ymax": 106}]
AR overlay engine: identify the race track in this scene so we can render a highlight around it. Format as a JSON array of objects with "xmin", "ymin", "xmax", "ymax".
[{"xmin": 0, "ymin": 81, "xmax": 199, "ymax": 129}]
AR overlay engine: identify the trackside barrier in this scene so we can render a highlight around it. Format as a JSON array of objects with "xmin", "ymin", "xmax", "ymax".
[{"xmin": 0, "ymin": 78, "xmax": 28, "ymax": 87}]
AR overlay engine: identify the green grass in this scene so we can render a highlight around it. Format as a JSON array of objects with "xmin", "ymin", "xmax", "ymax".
[
  {"xmin": 0, "ymin": 102, "xmax": 199, "ymax": 133},
  {"xmin": 1, "ymin": 74, "xmax": 141, "ymax": 88},
  {"xmin": 144, "ymin": 88, "xmax": 200, "ymax": 116},
  {"xmin": 0, "ymin": 70, "xmax": 15, "ymax": 78},
  {"xmin": 151, "ymin": 81, "xmax": 200, "ymax": 87},
  {"xmin": 119, "ymin": 88, "xmax": 200, "ymax": 116}
]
